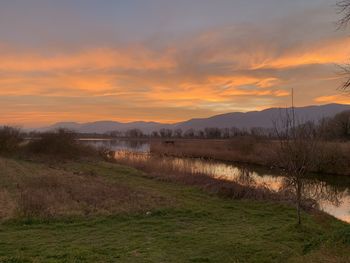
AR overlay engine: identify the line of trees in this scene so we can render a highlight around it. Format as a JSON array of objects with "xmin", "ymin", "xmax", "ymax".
[
  {"xmin": 106, "ymin": 127, "xmax": 274, "ymax": 139},
  {"xmin": 3, "ymin": 110, "xmax": 349, "ymax": 142},
  {"xmin": 105, "ymin": 110, "xmax": 350, "ymax": 140}
]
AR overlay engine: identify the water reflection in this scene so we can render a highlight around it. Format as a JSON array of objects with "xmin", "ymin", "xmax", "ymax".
[
  {"xmin": 85, "ymin": 139, "xmax": 350, "ymax": 223},
  {"xmin": 81, "ymin": 139, "xmax": 150, "ymax": 153},
  {"xmin": 236, "ymin": 167, "xmax": 257, "ymax": 187}
]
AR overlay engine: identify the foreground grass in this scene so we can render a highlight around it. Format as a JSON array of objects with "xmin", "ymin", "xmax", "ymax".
[{"xmin": 0, "ymin": 157, "xmax": 349, "ymax": 262}]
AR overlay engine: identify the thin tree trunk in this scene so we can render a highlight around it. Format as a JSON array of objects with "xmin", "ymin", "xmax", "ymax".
[{"xmin": 296, "ymin": 179, "xmax": 302, "ymax": 225}]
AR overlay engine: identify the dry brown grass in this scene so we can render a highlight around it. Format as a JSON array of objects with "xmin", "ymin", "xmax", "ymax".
[
  {"xmin": 150, "ymin": 138, "xmax": 277, "ymax": 165},
  {"xmin": 0, "ymin": 157, "xmax": 169, "ymax": 220},
  {"xmin": 0, "ymin": 190, "xmax": 16, "ymax": 219},
  {"xmin": 291, "ymin": 244, "xmax": 350, "ymax": 263},
  {"xmin": 16, "ymin": 173, "xmax": 163, "ymax": 218},
  {"xmin": 150, "ymin": 139, "xmax": 350, "ymax": 175}
]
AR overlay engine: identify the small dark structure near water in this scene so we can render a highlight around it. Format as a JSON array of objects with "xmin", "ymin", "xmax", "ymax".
[{"xmin": 163, "ymin": 140, "xmax": 175, "ymax": 145}]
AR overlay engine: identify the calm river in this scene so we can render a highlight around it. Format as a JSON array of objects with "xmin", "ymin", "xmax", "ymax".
[{"xmin": 84, "ymin": 139, "xmax": 350, "ymax": 223}]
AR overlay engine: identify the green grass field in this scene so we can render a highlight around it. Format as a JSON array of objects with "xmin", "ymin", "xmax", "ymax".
[{"xmin": 0, "ymin": 158, "xmax": 349, "ymax": 262}]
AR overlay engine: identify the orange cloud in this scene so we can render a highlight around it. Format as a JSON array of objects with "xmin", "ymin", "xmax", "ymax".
[
  {"xmin": 257, "ymin": 78, "xmax": 280, "ymax": 88},
  {"xmin": 0, "ymin": 47, "xmax": 175, "ymax": 72},
  {"xmin": 252, "ymin": 38, "xmax": 350, "ymax": 69},
  {"xmin": 314, "ymin": 94, "xmax": 350, "ymax": 104}
]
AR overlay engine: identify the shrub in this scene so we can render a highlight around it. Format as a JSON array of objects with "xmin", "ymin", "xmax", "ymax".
[
  {"xmin": 26, "ymin": 128, "xmax": 97, "ymax": 159},
  {"xmin": 0, "ymin": 126, "xmax": 23, "ymax": 154},
  {"xmin": 313, "ymin": 142, "xmax": 349, "ymax": 174}
]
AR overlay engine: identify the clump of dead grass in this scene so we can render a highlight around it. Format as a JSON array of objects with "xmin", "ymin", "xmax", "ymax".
[
  {"xmin": 15, "ymin": 171, "xmax": 168, "ymax": 219},
  {"xmin": 0, "ymin": 157, "xmax": 170, "ymax": 220},
  {"xmin": 0, "ymin": 190, "xmax": 16, "ymax": 220}
]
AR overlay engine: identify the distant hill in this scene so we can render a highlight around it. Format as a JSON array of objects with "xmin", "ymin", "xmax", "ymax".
[
  {"xmin": 40, "ymin": 121, "xmax": 171, "ymax": 134},
  {"xmin": 174, "ymin": 103, "xmax": 350, "ymax": 130},
  {"xmin": 38, "ymin": 104, "xmax": 350, "ymax": 134}
]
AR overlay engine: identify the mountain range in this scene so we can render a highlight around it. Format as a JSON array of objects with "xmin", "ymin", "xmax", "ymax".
[{"xmin": 38, "ymin": 103, "xmax": 350, "ymax": 134}]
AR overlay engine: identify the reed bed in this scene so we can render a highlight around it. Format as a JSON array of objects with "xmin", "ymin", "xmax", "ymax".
[{"xmin": 150, "ymin": 138, "xmax": 350, "ymax": 175}]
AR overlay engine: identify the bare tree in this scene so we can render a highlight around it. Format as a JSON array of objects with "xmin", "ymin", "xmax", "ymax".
[
  {"xmin": 159, "ymin": 128, "xmax": 173, "ymax": 138},
  {"xmin": 204, "ymin": 127, "xmax": 222, "ymax": 139},
  {"xmin": 303, "ymin": 179, "xmax": 343, "ymax": 208},
  {"xmin": 274, "ymin": 111, "xmax": 320, "ymax": 224},
  {"xmin": 337, "ymin": 1, "xmax": 350, "ymax": 89},
  {"xmin": 174, "ymin": 128, "xmax": 183, "ymax": 138},
  {"xmin": 337, "ymin": 64, "xmax": 350, "ymax": 90},
  {"xmin": 125, "ymin": 129, "xmax": 143, "ymax": 138},
  {"xmin": 337, "ymin": 0, "xmax": 350, "ymax": 28},
  {"xmin": 183, "ymin": 129, "xmax": 195, "ymax": 138},
  {"xmin": 317, "ymin": 110, "xmax": 350, "ymax": 139},
  {"xmin": 151, "ymin": 130, "xmax": 159, "ymax": 138}
]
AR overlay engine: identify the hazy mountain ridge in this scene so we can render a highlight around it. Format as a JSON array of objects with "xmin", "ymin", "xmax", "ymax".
[
  {"xmin": 38, "ymin": 104, "xmax": 350, "ymax": 134},
  {"xmin": 41, "ymin": 120, "xmax": 171, "ymax": 134},
  {"xmin": 174, "ymin": 103, "xmax": 350, "ymax": 130}
]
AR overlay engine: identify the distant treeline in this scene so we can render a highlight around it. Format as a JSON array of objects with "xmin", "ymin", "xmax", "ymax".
[
  {"xmin": 104, "ymin": 110, "xmax": 350, "ymax": 140},
  {"xmin": 3, "ymin": 110, "xmax": 350, "ymax": 141}
]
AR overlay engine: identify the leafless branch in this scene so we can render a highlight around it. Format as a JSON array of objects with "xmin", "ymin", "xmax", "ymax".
[
  {"xmin": 337, "ymin": 0, "xmax": 350, "ymax": 29},
  {"xmin": 337, "ymin": 63, "xmax": 350, "ymax": 90}
]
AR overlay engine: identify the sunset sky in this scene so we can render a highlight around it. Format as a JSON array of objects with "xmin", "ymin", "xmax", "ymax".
[{"xmin": 1, "ymin": 0, "xmax": 350, "ymax": 127}]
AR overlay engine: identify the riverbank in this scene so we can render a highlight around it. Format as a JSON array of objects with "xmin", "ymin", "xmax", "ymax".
[
  {"xmin": 150, "ymin": 138, "xmax": 350, "ymax": 176},
  {"xmin": 0, "ymin": 156, "xmax": 349, "ymax": 262}
]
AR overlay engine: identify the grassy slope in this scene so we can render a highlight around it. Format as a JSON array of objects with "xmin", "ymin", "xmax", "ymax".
[{"xmin": 0, "ymin": 158, "xmax": 349, "ymax": 263}]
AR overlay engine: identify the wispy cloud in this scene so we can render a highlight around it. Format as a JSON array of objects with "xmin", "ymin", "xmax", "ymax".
[
  {"xmin": 314, "ymin": 94, "xmax": 350, "ymax": 104},
  {"xmin": 0, "ymin": 1, "xmax": 348, "ymax": 126}
]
